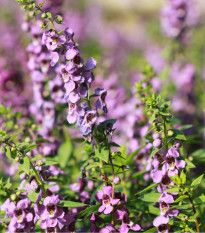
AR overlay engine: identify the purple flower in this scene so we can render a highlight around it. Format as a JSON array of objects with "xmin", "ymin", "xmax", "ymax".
[
  {"xmin": 7, "ymin": 198, "xmax": 34, "ymax": 233},
  {"xmin": 95, "ymin": 88, "xmax": 108, "ymax": 114},
  {"xmin": 159, "ymin": 193, "xmax": 179, "ymax": 217},
  {"xmin": 96, "ymin": 185, "xmax": 120, "ymax": 215},
  {"xmin": 35, "ymin": 195, "xmax": 65, "ymax": 230},
  {"xmin": 151, "ymin": 164, "xmax": 178, "ymax": 193},
  {"xmin": 99, "ymin": 224, "xmax": 118, "ymax": 233},
  {"xmin": 165, "ymin": 148, "xmax": 186, "ymax": 170},
  {"xmin": 79, "ymin": 110, "xmax": 98, "ymax": 135},
  {"xmin": 85, "ymin": 57, "xmax": 97, "ymax": 70},
  {"xmin": 42, "ymin": 29, "xmax": 66, "ymax": 51},
  {"xmin": 153, "ymin": 215, "xmax": 169, "ymax": 233}
]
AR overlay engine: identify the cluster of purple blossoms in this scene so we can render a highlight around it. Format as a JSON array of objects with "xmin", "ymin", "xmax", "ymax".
[
  {"xmin": 150, "ymin": 136, "xmax": 186, "ymax": 232},
  {"xmin": 1, "ymin": 198, "xmax": 35, "ymax": 233},
  {"xmin": 92, "ymin": 184, "xmax": 141, "ymax": 233},
  {"xmin": 42, "ymin": 27, "xmax": 108, "ymax": 138},
  {"xmin": 161, "ymin": 0, "xmax": 198, "ymax": 41},
  {"xmin": 34, "ymin": 194, "xmax": 76, "ymax": 233}
]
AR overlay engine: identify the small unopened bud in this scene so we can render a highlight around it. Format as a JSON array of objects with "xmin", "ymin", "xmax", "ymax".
[
  {"xmin": 55, "ymin": 15, "xmax": 63, "ymax": 23},
  {"xmin": 173, "ymin": 139, "xmax": 182, "ymax": 148},
  {"xmin": 190, "ymin": 188, "xmax": 194, "ymax": 192},
  {"xmin": 10, "ymin": 194, "xmax": 17, "ymax": 201},
  {"xmin": 25, "ymin": 137, "xmax": 31, "ymax": 143},
  {"xmin": 168, "ymin": 130, "xmax": 174, "ymax": 137},
  {"xmin": 153, "ymin": 138, "xmax": 162, "ymax": 148},
  {"xmin": 16, "ymin": 191, "xmax": 21, "ymax": 196},
  {"xmin": 41, "ymin": 12, "xmax": 46, "ymax": 18},
  {"xmin": 188, "ymin": 156, "xmax": 193, "ymax": 161},
  {"xmin": 14, "ymin": 125, "xmax": 19, "ymax": 130},
  {"xmin": 179, "ymin": 201, "xmax": 182, "ymax": 206},
  {"xmin": 31, "ymin": 124, "xmax": 37, "ymax": 130},
  {"xmin": 15, "ymin": 157, "xmax": 20, "ymax": 162},
  {"xmin": 36, "ymin": 160, "xmax": 43, "ymax": 166},
  {"xmin": 113, "ymin": 176, "xmax": 121, "ymax": 184}
]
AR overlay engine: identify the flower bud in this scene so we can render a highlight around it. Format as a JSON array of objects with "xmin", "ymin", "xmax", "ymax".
[
  {"xmin": 41, "ymin": 12, "xmax": 47, "ymax": 18},
  {"xmin": 188, "ymin": 156, "xmax": 193, "ymax": 161},
  {"xmin": 25, "ymin": 137, "xmax": 31, "ymax": 143},
  {"xmin": 173, "ymin": 139, "xmax": 182, "ymax": 148},
  {"xmin": 55, "ymin": 15, "xmax": 63, "ymax": 24},
  {"xmin": 16, "ymin": 191, "xmax": 21, "ymax": 196},
  {"xmin": 15, "ymin": 157, "xmax": 20, "ymax": 162},
  {"xmin": 10, "ymin": 194, "xmax": 17, "ymax": 201},
  {"xmin": 168, "ymin": 130, "xmax": 174, "ymax": 137},
  {"xmin": 113, "ymin": 176, "xmax": 121, "ymax": 184},
  {"xmin": 153, "ymin": 138, "xmax": 162, "ymax": 148},
  {"xmin": 36, "ymin": 160, "xmax": 43, "ymax": 166}
]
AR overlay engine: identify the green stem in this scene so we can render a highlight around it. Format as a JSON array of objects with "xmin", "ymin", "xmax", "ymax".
[
  {"xmin": 30, "ymin": 161, "xmax": 47, "ymax": 197},
  {"xmin": 162, "ymin": 116, "xmax": 168, "ymax": 153},
  {"xmin": 186, "ymin": 191, "xmax": 200, "ymax": 233}
]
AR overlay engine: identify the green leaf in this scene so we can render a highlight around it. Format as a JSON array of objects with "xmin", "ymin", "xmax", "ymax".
[
  {"xmin": 173, "ymin": 195, "xmax": 188, "ymax": 203},
  {"xmin": 9, "ymin": 133, "xmax": 19, "ymax": 142},
  {"xmin": 164, "ymin": 188, "xmax": 180, "ymax": 193},
  {"xmin": 139, "ymin": 193, "xmax": 161, "ymax": 202},
  {"xmin": 150, "ymin": 148, "xmax": 161, "ymax": 157},
  {"xmin": 19, "ymin": 156, "xmax": 30, "ymax": 175},
  {"xmin": 0, "ymin": 217, "xmax": 12, "ymax": 222},
  {"xmin": 136, "ymin": 183, "xmax": 158, "ymax": 195},
  {"xmin": 5, "ymin": 146, "xmax": 11, "ymax": 159},
  {"xmin": 193, "ymin": 194, "xmax": 205, "ymax": 204},
  {"xmin": 24, "ymin": 144, "xmax": 38, "ymax": 154},
  {"xmin": 42, "ymin": 160, "xmax": 58, "ymax": 166},
  {"xmin": 180, "ymin": 170, "xmax": 186, "ymax": 185},
  {"xmin": 191, "ymin": 174, "xmax": 204, "ymax": 189},
  {"xmin": 179, "ymin": 124, "xmax": 193, "ymax": 131},
  {"xmin": 170, "ymin": 174, "xmax": 181, "ymax": 185},
  {"xmin": 95, "ymin": 146, "xmax": 109, "ymax": 163},
  {"xmin": 171, "ymin": 129, "xmax": 186, "ymax": 140},
  {"xmin": 77, "ymin": 204, "xmax": 100, "ymax": 218},
  {"xmin": 85, "ymin": 162, "xmax": 100, "ymax": 170},
  {"xmin": 59, "ymin": 200, "xmax": 87, "ymax": 208},
  {"xmin": 126, "ymin": 146, "xmax": 144, "ymax": 164},
  {"xmin": 109, "ymin": 142, "xmax": 120, "ymax": 148},
  {"xmin": 28, "ymin": 189, "xmax": 39, "ymax": 202},
  {"xmin": 38, "ymin": 0, "xmax": 45, "ymax": 7},
  {"xmin": 143, "ymin": 227, "xmax": 157, "ymax": 233},
  {"xmin": 184, "ymin": 158, "xmax": 195, "ymax": 168},
  {"xmin": 46, "ymin": 12, "xmax": 52, "ymax": 18},
  {"xmin": 132, "ymin": 170, "xmax": 146, "ymax": 179}
]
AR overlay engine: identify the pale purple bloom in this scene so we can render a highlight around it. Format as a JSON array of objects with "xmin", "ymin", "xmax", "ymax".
[
  {"xmin": 153, "ymin": 215, "xmax": 169, "ymax": 233},
  {"xmin": 96, "ymin": 185, "xmax": 120, "ymax": 215}
]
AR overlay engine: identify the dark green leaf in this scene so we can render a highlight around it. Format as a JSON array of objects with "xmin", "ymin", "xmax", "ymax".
[
  {"xmin": 136, "ymin": 183, "xmax": 158, "ymax": 195},
  {"xmin": 143, "ymin": 227, "xmax": 157, "ymax": 233},
  {"xmin": 24, "ymin": 144, "xmax": 38, "ymax": 154},
  {"xmin": 77, "ymin": 204, "xmax": 100, "ymax": 218}
]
